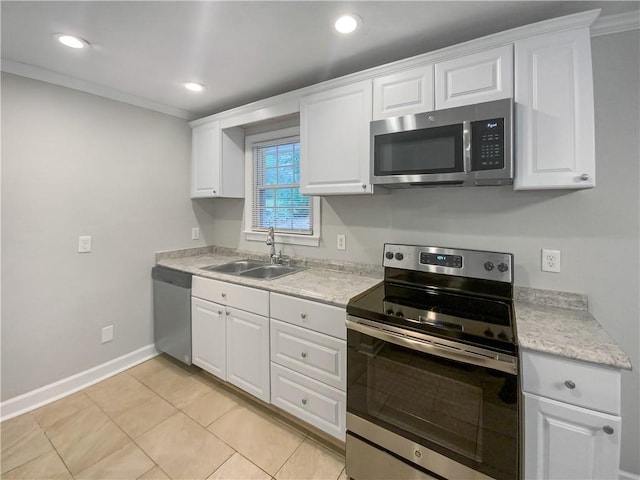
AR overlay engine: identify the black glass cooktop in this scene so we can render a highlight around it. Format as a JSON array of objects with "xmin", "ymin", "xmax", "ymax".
[{"xmin": 347, "ymin": 273, "xmax": 517, "ymax": 354}]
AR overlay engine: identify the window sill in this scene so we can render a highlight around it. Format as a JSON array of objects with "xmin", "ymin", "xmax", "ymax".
[{"xmin": 244, "ymin": 230, "xmax": 320, "ymax": 247}]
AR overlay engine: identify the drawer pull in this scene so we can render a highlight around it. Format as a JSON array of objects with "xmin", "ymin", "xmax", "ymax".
[
  {"xmin": 300, "ymin": 313, "xmax": 307, "ymax": 319},
  {"xmin": 564, "ymin": 380, "xmax": 576, "ymax": 390},
  {"xmin": 225, "ymin": 310, "xmax": 230, "ymax": 316},
  {"xmin": 301, "ymin": 351, "xmax": 307, "ymax": 359},
  {"xmin": 217, "ymin": 310, "xmax": 223, "ymax": 315},
  {"xmin": 221, "ymin": 293, "xmax": 227, "ymax": 298},
  {"xmin": 301, "ymin": 398, "xmax": 308, "ymax": 405},
  {"xmin": 603, "ymin": 425, "xmax": 615, "ymax": 435}
]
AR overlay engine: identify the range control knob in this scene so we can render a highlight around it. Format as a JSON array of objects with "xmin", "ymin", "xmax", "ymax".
[
  {"xmin": 484, "ymin": 328, "xmax": 494, "ymax": 338},
  {"xmin": 484, "ymin": 261, "xmax": 495, "ymax": 271},
  {"xmin": 395, "ymin": 252, "xmax": 404, "ymax": 261},
  {"xmin": 385, "ymin": 251, "xmax": 394, "ymax": 260},
  {"xmin": 497, "ymin": 331, "xmax": 509, "ymax": 341},
  {"xmin": 498, "ymin": 263, "xmax": 509, "ymax": 273}
]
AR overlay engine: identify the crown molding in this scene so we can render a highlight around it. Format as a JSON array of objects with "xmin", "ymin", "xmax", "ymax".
[
  {"xmin": 1, "ymin": 59, "xmax": 193, "ymax": 120},
  {"xmin": 591, "ymin": 11, "xmax": 640, "ymax": 37}
]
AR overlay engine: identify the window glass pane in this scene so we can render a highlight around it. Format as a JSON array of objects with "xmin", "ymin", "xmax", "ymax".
[
  {"xmin": 275, "ymin": 188, "xmax": 292, "ymax": 206},
  {"xmin": 264, "ymin": 168, "xmax": 278, "ymax": 185},
  {"xmin": 260, "ymin": 208, "xmax": 274, "ymax": 228},
  {"xmin": 275, "ymin": 208, "xmax": 293, "ymax": 229},
  {"xmin": 278, "ymin": 166, "xmax": 294, "ymax": 185},
  {"xmin": 260, "ymin": 190, "xmax": 275, "ymax": 207},
  {"xmin": 264, "ymin": 147, "xmax": 277, "ymax": 168},
  {"xmin": 278, "ymin": 144, "xmax": 294, "ymax": 166}
]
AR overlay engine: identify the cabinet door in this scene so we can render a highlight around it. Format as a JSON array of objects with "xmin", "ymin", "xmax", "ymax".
[
  {"xmin": 191, "ymin": 297, "xmax": 226, "ymax": 380},
  {"xmin": 523, "ymin": 393, "xmax": 621, "ymax": 480},
  {"xmin": 514, "ymin": 28, "xmax": 595, "ymax": 190},
  {"xmin": 300, "ymin": 80, "xmax": 374, "ymax": 195},
  {"xmin": 191, "ymin": 121, "xmax": 221, "ymax": 198},
  {"xmin": 226, "ymin": 307, "xmax": 270, "ymax": 402},
  {"xmin": 435, "ymin": 45, "xmax": 513, "ymax": 109},
  {"xmin": 373, "ymin": 65, "xmax": 434, "ymax": 120}
]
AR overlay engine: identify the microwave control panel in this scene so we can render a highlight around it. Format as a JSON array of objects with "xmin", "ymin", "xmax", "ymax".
[{"xmin": 471, "ymin": 118, "xmax": 504, "ymax": 171}]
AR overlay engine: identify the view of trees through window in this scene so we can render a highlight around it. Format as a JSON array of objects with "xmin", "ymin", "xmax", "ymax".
[{"xmin": 253, "ymin": 141, "xmax": 312, "ymax": 234}]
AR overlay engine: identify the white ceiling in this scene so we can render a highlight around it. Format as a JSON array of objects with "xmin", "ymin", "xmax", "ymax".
[{"xmin": 2, "ymin": 1, "xmax": 638, "ymax": 120}]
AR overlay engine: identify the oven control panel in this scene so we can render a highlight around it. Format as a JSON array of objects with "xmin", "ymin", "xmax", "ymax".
[{"xmin": 383, "ymin": 244, "xmax": 513, "ymax": 283}]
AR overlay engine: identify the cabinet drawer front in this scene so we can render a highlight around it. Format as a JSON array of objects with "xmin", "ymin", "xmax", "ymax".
[
  {"xmin": 271, "ymin": 319, "xmax": 346, "ymax": 390},
  {"xmin": 192, "ymin": 276, "xmax": 269, "ymax": 316},
  {"xmin": 270, "ymin": 293, "xmax": 346, "ymax": 340},
  {"xmin": 270, "ymin": 363, "xmax": 345, "ymax": 440},
  {"xmin": 522, "ymin": 351, "xmax": 620, "ymax": 415}
]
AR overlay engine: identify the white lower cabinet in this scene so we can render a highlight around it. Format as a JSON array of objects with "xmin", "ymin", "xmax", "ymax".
[
  {"xmin": 523, "ymin": 393, "xmax": 621, "ymax": 480},
  {"xmin": 191, "ymin": 297, "xmax": 226, "ymax": 380},
  {"xmin": 522, "ymin": 350, "xmax": 622, "ymax": 480},
  {"xmin": 269, "ymin": 293, "xmax": 347, "ymax": 440},
  {"xmin": 191, "ymin": 276, "xmax": 270, "ymax": 402},
  {"xmin": 226, "ymin": 307, "xmax": 270, "ymax": 403}
]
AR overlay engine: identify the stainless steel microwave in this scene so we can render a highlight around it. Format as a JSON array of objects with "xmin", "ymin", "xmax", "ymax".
[{"xmin": 371, "ymin": 98, "xmax": 513, "ymax": 187}]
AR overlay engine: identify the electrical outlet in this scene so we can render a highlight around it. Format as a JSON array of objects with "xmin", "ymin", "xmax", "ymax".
[
  {"xmin": 191, "ymin": 227, "xmax": 200, "ymax": 240},
  {"xmin": 337, "ymin": 234, "xmax": 346, "ymax": 251},
  {"xmin": 101, "ymin": 325, "xmax": 114, "ymax": 343},
  {"xmin": 78, "ymin": 235, "xmax": 92, "ymax": 253},
  {"xmin": 542, "ymin": 249, "xmax": 561, "ymax": 273}
]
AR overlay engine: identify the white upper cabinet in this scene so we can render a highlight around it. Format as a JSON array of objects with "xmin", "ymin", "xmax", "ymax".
[
  {"xmin": 372, "ymin": 65, "xmax": 434, "ymax": 120},
  {"xmin": 191, "ymin": 121, "xmax": 244, "ymax": 198},
  {"xmin": 300, "ymin": 80, "xmax": 374, "ymax": 195},
  {"xmin": 514, "ymin": 26, "xmax": 596, "ymax": 190},
  {"xmin": 435, "ymin": 45, "xmax": 513, "ymax": 110}
]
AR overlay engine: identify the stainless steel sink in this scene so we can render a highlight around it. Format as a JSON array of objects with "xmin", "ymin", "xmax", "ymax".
[
  {"xmin": 239, "ymin": 264, "xmax": 304, "ymax": 280},
  {"xmin": 202, "ymin": 259, "xmax": 267, "ymax": 273},
  {"xmin": 201, "ymin": 259, "xmax": 304, "ymax": 280}
]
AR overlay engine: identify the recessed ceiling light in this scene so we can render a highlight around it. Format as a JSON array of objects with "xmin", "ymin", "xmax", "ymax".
[
  {"xmin": 334, "ymin": 14, "xmax": 360, "ymax": 34},
  {"xmin": 184, "ymin": 82, "xmax": 206, "ymax": 93},
  {"xmin": 57, "ymin": 34, "xmax": 88, "ymax": 49}
]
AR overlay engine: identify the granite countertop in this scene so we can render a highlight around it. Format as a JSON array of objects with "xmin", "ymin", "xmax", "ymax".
[
  {"xmin": 157, "ymin": 246, "xmax": 631, "ymax": 371},
  {"xmin": 156, "ymin": 246, "xmax": 382, "ymax": 307}
]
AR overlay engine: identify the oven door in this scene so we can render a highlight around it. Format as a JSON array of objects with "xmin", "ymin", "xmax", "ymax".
[{"xmin": 346, "ymin": 318, "xmax": 519, "ymax": 480}]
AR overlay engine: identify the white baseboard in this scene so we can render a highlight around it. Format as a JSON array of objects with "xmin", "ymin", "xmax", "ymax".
[
  {"xmin": 0, "ymin": 344, "xmax": 159, "ymax": 422},
  {"xmin": 620, "ymin": 470, "xmax": 640, "ymax": 480}
]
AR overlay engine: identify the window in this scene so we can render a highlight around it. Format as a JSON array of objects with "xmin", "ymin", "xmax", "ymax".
[
  {"xmin": 244, "ymin": 127, "xmax": 320, "ymax": 246},
  {"xmin": 253, "ymin": 140, "xmax": 311, "ymax": 234}
]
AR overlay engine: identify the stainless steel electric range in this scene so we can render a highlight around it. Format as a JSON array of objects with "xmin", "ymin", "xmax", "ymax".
[{"xmin": 345, "ymin": 244, "xmax": 519, "ymax": 480}]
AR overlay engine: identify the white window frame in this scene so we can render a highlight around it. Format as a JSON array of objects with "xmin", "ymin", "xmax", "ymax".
[{"xmin": 243, "ymin": 126, "xmax": 321, "ymax": 247}]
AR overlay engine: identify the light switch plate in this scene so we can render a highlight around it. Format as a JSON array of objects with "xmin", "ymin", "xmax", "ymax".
[{"xmin": 101, "ymin": 325, "xmax": 114, "ymax": 343}]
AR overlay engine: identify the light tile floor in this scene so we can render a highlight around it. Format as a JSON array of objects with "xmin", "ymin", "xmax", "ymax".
[{"xmin": 1, "ymin": 355, "xmax": 348, "ymax": 480}]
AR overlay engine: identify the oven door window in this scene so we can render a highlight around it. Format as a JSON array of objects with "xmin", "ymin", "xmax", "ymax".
[
  {"xmin": 347, "ymin": 329, "xmax": 518, "ymax": 480},
  {"xmin": 373, "ymin": 124, "xmax": 463, "ymax": 176}
]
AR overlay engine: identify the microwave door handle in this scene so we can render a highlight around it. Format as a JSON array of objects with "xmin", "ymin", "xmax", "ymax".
[{"xmin": 463, "ymin": 120, "xmax": 471, "ymax": 173}]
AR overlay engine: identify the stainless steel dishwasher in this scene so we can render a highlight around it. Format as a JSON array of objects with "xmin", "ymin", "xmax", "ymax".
[{"xmin": 152, "ymin": 266, "xmax": 192, "ymax": 365}]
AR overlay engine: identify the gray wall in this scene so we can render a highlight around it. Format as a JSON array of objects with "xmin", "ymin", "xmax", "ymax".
[
  {"xmin": 1, "ymin": 73, "xmax": 203, "ymax": 401},
  {"xmin": 200, "ymin": 30, "xmax": 640, "ymax": 474}
]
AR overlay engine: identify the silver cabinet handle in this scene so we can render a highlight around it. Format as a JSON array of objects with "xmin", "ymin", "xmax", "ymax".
[
  {"xmin": 300, "ymin": 313, "xmax": 307, "ymax": 319},
  {"xmin": 564, "ymin": 380, "xmax": 576, "ymax": 390},
  {"xmin": 361, "ymin": 183, "xmax": 367, "ymax": 190},
  {"xmin": 212, "ymin": 190, "xmax": 217, "ymax": 195},
  {"xmin": 301, "ymin": 398, "xmax": 307, "ymax": 405},
  {"xmin": 225, "ymin": 310, "xmax": 230, "ymax": 316},
  {"xmin": 301, "ymin": 351, "xmax": 307, "ymax": 358},
  {"xmin": 221, "ymin": 293, "xmax": 226, "ymax": 298},
  {"xmin": 603, "ymin": 425, "xmax": 615, "ymax": 435},
  {"xmin": 580, "ymin": 174, "xmax": 590, "ymax": 181},
  {"xmin": 217, "ymin": 310, "xmax": 223, "ymax": 315}
]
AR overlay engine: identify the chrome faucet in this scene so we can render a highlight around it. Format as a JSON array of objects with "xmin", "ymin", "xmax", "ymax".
[
  {"xmin": 266, "ymin": 227, "xmax": 277, "ymax": 262},
  {"xmin": 266, "ymin": 227, "xmax": 290, "ymax": 265}
]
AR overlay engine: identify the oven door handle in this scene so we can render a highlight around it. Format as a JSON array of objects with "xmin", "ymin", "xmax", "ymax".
[{"xmin": 346, "ymin": 317, "xmax": 517, "ymax": 374}]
